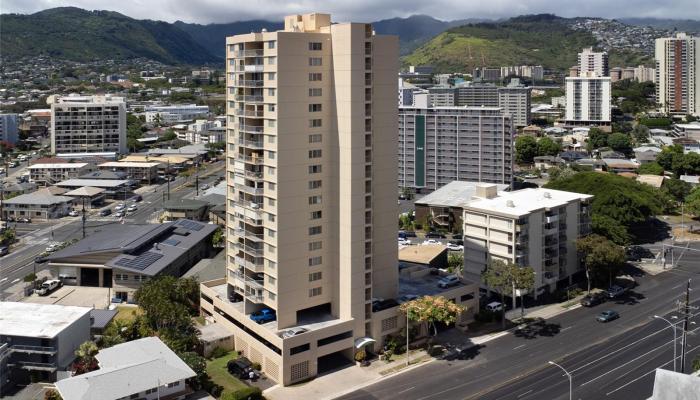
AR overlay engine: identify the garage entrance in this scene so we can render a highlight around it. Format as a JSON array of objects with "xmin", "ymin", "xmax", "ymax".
[
  {"xmin": 102, "ymin": 269, "xmax": 112, "ymax": 288},
  {"xmin": 80, "ymin": 268, "xmax": 99, "ymax": 287},
  {"xmin": 317, "ymin": 351, "xmax": 353, "ymax": 376}
]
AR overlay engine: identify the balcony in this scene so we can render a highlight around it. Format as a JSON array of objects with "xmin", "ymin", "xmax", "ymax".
[
  {"xmin": 233, "ymin": 49, "xmax": 264, "ymax": 57},
  {"xmin": 232, "ymin": 80, "xmax": 264, "ymax": 87},
  {"xmin": 238, "ymin": 184, "xmax": 264, "ymax": 195},
  {"xmin": 16, "ymin": 361, "xmax": 57, "ymax": 372},
  {"xmin": 10, "ymin": 345, "xmax": 57, "ymax": 355},
  {"xmin": 234, "ymin": 255, "xmax": 265, "ymax": 273},
  {"xmin": 544, "ymin": 227, "xmax": 558, "ymax": 236},
  {"xmin": 245, "ymin": 292, "xmax": 265, "ymax": 303},
  {"xmin": 236, "ymin": 138, "xmax": 265, "ymax": 149},
  {"xmin": 236, "ymin": 153, "xmax": 265, "ymax": 164},
  {"xmin": 233, "ymin": 228, "xmax": 265, "ymax": 242},
  {"xmin": 545, "ymin": 215, "xmax": 559, "ymax": 223},
  {"xmin": 244, "ymin": 65, "xmax": 264, "ymax": 73},
  {"xmin": 235, "ymin": 168, "xmax": 263, "ymax": 180},
  {"xmin": 235, "ymin": 124, "xmax": 264, "ymax": 134},
  {"xmin": 234, "ymin": 95, "xmax": 264, "ymax": 103},
  {"xmin": 233, "ymin": 109, "xmax": 264, "ymax": 118}
]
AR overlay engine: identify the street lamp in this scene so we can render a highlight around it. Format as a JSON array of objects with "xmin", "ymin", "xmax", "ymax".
[
  {"xmin": 548, "ymin": 361, "xmax": 572, "ymax": 400},
  {"xmin": 654, "ymin": 315, "xmax": 678, "ymax": 372}
]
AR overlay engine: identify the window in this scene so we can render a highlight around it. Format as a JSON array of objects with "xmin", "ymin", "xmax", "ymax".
[
  {"xmin": 309, "ymin": 104, "xmax": 322, "ymax": 112},
  {"xmin": 267, "ymin": 182, "xmax": 276, "ymax": 190},
  {"xmin": 309, "ymin": 241, "xmax": 322, "ymax": 251},
  {"xmin": 309, "ymin": 73, "xmax": 322, "ymax": 81},
  {"xmin": 309, "ymin": 119, "xmax": 322, "ymax": 128},
  {"xmin": 309, "ymin": 272, "xmax": 322, "ymax": 281},
  {"xmin": 267, "ymin": 228, "xmax": 276, "ymax": 238},
  {"xmin": 309, "ymin": 287, "xmax": 323, "ymax": 297},
  {"xmin": 145, "ymin": 388, "xmax": 157, "ymax": 395},
  {"xmin": 267, "ymin": 72, "xmax": 276, "ymax": 80},
  {"xmin": 308, "ymin": 165, "xmax": 322, "ymax": 174},
  {"xmin": 460, "ymin": 293, "xmax": 475, "ymax": 302},
  {"xmin": 309, "ymin": 226, "xmax": 322, "ymax": 235},
  {"xmin": 268, "ymin": 57, "xmax": 276, "ymax": 65},
  {"xmin": 268, "ymin": 275, "xmax": 276, "ymax": 285},
  {"xmin": 309, "ymin": 57, "xmax": 323, "ymax": 66},
  {"xmin": 268, "ymin": 197, "xmax": 276, "ymax": 206},
  {"xmin": 309, "ymin": 256, "xmax": 323, "ymax": 266},
  {"xmin": 267, "ymin": 150, "xmax": 275, "ymax": 159},
  {"xmin": 308, "ymin": 180, "xmax": 322, "ymax": 189},
  {"xmin": 309, "ymin": 134, "xmax": 322, "ymax": 143},
  {"xmin": 309, "ymin": 42, "xmax": 323, "ymax": 51},
  {"xmin": 268, "ymin": 214, "xmax": 275, "ymax": 222},
  {"xmin": 309, "ymin": 88, "xmax": 322, "ymax": 97},
  {"xmin": 381, "ymin": 316, "xmax": 398, "ymax": 332},
  {"xmin": 268, "ymin": 88, "xmax": 276, "ymax": 96},
  {"xmin": 311, "ymin": 210, "xmax": 322, "ymax": 220},
  {"xmin": 309, "ymin": 195, "xmax": 322, "ymax": 205},
  {"xmin": 267, "ymin": 119, "xmax": 276, "ymax": 127},
  {"xmin": 166, "ymin": 381, "xmax": 180, "ymax": 388},
  {"xmin": 268, "ymin": 41, "xmax": 276, "ymax": 49},
  {"xmin": 309, "ymin": 149, "xmax": 322, "ymax": 158},
  {"xmin": 268, "ymin": 104, "xmax": 276, "ymax": 112}
]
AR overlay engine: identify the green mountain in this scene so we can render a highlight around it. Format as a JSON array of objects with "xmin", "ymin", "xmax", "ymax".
[
  {"xmin": 0, "ymin": 7, "xmax": 219, "ymax": 64},
  {"xmin": 173, "ymin": 20, "xmax": 284, "ymax": 60},
  {"xmin": 621, "ymin": 17, "xmax": 700, "ymax": 34}
]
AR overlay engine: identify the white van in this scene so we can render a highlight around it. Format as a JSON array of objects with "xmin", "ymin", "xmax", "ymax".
[
  {"xmin": 485, "ymin": 302, "xmax": 504, "ymax": 312},
  {"xmin": 36, "ymin": 279, "xmax": 62, "ymax": 296}
]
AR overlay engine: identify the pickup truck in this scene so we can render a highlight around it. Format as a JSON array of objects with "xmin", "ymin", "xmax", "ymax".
[{"xmin": 36, "ymin": 279, "xmax": 62, "ymax": 296}]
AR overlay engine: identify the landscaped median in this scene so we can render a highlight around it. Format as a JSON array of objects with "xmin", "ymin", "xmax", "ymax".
[{"xmin": 206, "ymin": 350, "xmax": 263, "ymax": 400}]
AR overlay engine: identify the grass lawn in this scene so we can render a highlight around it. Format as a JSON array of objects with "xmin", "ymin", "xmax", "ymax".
[
  {"xmin": 206, "ymin": 351, "xmax": 249, "ymax": 393},
  {"xmin": 114, "ymin": 306, "xmax": 143, "ymax": 322}
]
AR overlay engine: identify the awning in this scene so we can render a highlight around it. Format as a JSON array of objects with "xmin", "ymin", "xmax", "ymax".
[{"xmin": 354, "ymin": 337, "xmax": 376, "ymax": 349}]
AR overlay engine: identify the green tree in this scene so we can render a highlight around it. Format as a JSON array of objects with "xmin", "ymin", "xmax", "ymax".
[
  {"xmin": 481, "ymin": 260, "xmax": 534, "ymax": 328},
  {"xmin": 212, "ymin": 227, "xmax": 224, "ymax": 247},
  {"xmin": 547, "ymin": 167, "xmax": 576, "ymax": 183},
  {"xmin": 0, "ymin": 228, "xmax": 16, "ymax": 245},
  {"xmin": 657, "ymin": 145, "xmax": 684, "ymax": 173},
  {"xmin": 662, "ymin": 178, "xmax": 691, "ymax": 204},
  {"xmin": 160, "ymin": 129, "xmax": 177, "ymax": 142},
  {"xmin": 399, "ymin": 295, "xmax": 465, "ymax": 337},
  {"xmin": 447, "ymin": 252, "xmax": 464, "ymax": 275},
  {"xmin": 536, "ymin": 137, "xmax": 562, "ymax": 157},
  {"xmin": 73, "ymin": 341, "xmax": 99, "ymax": 375},
  {"xmin": 632, "ymin": 124, "xmax": 650, "ymax": 144},
  {"xmin": 44, "ymin": 389, "xmax": 63, "ymax": 400},
  {"xmin": 576, "ymin": 234, "xmax": 625, "ymax": 290},
  {"xmin": 683, "ymin": 152, "xmax": 700, "ymax": 175},
  {"xmin": 512, "ymin": 267, "xmax": 535, "ymax": 320},
  {"xmin": 586, "ymin": 128, "xmax": 608, "ymax": 152},
  {"xmin": 608, "ymin": 133, "xmax": 632, "ymax": 156},
  {"xmin": 693, "ymin": 356, "xmax": 700, "ymax": 372},
  {"xmin": 515, "ymin": 135, "xmax": 538, "ymax": 164},
  {"xmin": 685, "ymin": 187, "xmax": 700, "ymax": 216},
  {"xmin": 637, "ymin": 162, "xmax": 664, "ymax": 176},
  {"xmin": 178, "ymin": 351, "xmax": 208, "ymax": 390}
]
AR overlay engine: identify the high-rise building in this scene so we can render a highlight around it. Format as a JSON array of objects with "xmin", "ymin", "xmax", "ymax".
[
  {"xmin": 0, "ymin": 114, "xmax": 19, "ymax": 145},
  {"xmin": 456, "ymin": 83, "xmax": 499, "ymax": 107},
  {"xmin": 578, "ymin": 47, "xmax": 609, "ymax": 77},
  {"xmin": 398, "ymin": 107, "xmax": 513, "ymax": 192},
  {"xmin": 565, "ymin": 72, "xmax": 612, "ymax": 124},
  {"xmin": 50, "ymin": 95, "xmax": 126, "ymax": 156},
  {"xmin": 497, "ymin": 79, "xmax": 532, "ymax": 127},
  {"xmin": 427, "ymin": 86, "xmax": 456, "ymax": 106},
  {"xmin": 634, "ymin": 65, "xmax": 655, "ymax": 83},
  {"xmin": 462, "ymin": 185, "xmax": 593, "ymax": 296},
  {"xmin": 655, "ymin": 32, "xmax": 700, "ymax": 116},
  {"xmin": 202, "ymin": 13, "xmax": 399, "ymax": 385}
]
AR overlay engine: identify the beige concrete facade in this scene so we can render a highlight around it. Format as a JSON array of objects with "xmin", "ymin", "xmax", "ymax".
[
  {"xmin": 204, "ymin": 13, "xmax": 399, "ymax": 385},
  {"xmin": 655, "ymin": 33, "xmax": 700, "ymax": 117}
]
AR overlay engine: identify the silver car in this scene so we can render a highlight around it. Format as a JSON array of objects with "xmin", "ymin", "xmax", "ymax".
[{"xmin": 280, "ymin": 327, "xmax": 308, "ymax": 338}]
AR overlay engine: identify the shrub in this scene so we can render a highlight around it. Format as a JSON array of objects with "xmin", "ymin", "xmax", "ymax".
[
  {"xmin": 221, "ymin": 386, "xmax": 263, "ymax": 400},
  {"xmin": 354, "ymin": 350, "xmax": 366, "ymax": 362},
  {"xmin": 208, "ymin": 346, "xmax": 229, "ymax": 359},
  {"xmin": 251, "ymin": 362, "xmax": 261, "ymax": 371}
]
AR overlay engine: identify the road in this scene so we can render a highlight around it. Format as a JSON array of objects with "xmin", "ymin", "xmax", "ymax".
[
  {"xmin": 0, "ymin": 161, "xmax": 224, "ymax": 298},
  {"xmin": 338, "ymin": 243, "xmax": 700, "ymax": 400}
]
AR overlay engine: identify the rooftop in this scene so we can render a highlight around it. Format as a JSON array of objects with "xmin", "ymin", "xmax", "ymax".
[
  {"xmin": 416, "ymin": 181, "xmax": 510, "ymax": 208},
  {"xmin": 2, "ymin": 192, "xmax": 73, "ymax": 205},
  {"xmin": 55, "ymin": 337, "xmax": 195, "ymax": 400},
  {"xmin": 464, "ymin": 187, "xmax": 593, "ymax": 217},
  {"xmin": 164, "ymin": 198, "xmax": 210, "ymax": 210},
  {"xmin": 399, "ymin": 244, "xmax": 447, "ymax": 265},
  {"xmin": 0, "ymin": 302, "xmax": 91, "ymax": 338},
  {"xmin": 100, "ymin": 161, "xmax": 162, "ymax": 168},
  {"xmin": 80, "ymin": 170, "xmax": 127, "ymax": 180},
  {"xmin": 63, "ymin": 186, "xmax": 106, "ymax": 197},
  {"xmin": 56, "ymin": 178, "xmax": 129, "ymax": 188},
  {"xmin": 28, "ymin": 163, "xmax": 89, "ymax": 169}
]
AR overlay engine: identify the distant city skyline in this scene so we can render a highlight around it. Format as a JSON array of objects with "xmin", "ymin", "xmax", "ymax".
[{"xmin": 3, "ymin": 0, "xmax": 700, "ymax": 24}]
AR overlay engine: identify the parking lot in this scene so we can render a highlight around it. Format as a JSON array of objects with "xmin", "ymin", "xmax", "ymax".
[{"xmin": 22, "ymin": 285, "xmax": 112, "ymax": 309}]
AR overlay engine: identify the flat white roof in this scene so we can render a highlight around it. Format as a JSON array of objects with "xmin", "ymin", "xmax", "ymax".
[
  {"xmin": 29, "ymin": 163, "xmax": 89, "ymax": 169},
  {"xmin": 56, "ymin": 179, "xmax": 129, "ymax": 188},
  {"xmin": 100, "ymin": 161, "xmax": 162, "ymax": 168},
  {"xmin": 464, "ymin": 187, "xmax": 593, "ymax": 217},
  {"xmin": 0, "ymin": 302, "xmax": 92, "ymax": 338}
]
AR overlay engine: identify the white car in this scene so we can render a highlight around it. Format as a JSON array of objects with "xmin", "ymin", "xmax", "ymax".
[
  {"xmin": 46, "ymin": 243, "xmax": 61, "ymax": 252},
  {"xmin": 280, "ymin": 327, "xmax": 308, "ymax": 338},
  {"xmin": 68, "ymin": 210, "xmax": 79, "ymax": 217},
  {"xmin": 446, "ymin": 243, "xmax": 464, "ymax": 251},
  {"xmin": 114, "ymin": 203, "xmax": 125, "ymax": 211},
  {"xmin": 127, "ymin": 205, "xmax": 137, "ymax": 212},
  {"xmin": 422, "ymin": 239, "xmax": 440, "ymax": 245},
  {"xmin": 398, "ymin": 238, "xmax": 411, "ymax": 246}
]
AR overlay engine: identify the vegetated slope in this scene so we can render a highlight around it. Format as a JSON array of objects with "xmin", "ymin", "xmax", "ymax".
[
  {"xmin": 0, "ymin": 7, "xmax": 218, "ymax": 64},
  {"xmin": 173, "ymin": 20, "xmax": 283, "ymax": 59},
  {"xmin": 404, "ymin": 14, "xmax": 598, "ymax": 72}
]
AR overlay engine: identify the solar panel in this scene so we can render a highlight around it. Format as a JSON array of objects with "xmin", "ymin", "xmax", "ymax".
[
  {"xmin": 113, "ymin": 251, "xmax": 163, "ymax": 271},
  {"xmin": 162, "ymin": 238, "xmax": 180, "ymax": 246},
  {"xmin": 178, "ymin": 220, "xmax": 204, "ymax": 231}
]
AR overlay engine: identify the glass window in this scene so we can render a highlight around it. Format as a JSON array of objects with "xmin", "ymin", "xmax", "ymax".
[
  {"xmin": 309, "ymin": 42, "xmax": 322, "ymax": 51},
  {"xmin": 268, "ymin": 41, "xmax": 276, "ymax": 49},
  {"xmin": 309, "ymin": 57, "xmax": 322, "ymax": 66}
]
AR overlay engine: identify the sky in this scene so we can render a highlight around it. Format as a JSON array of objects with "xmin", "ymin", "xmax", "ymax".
[{"xmin": 3, "ymin": 0, "xmax": 700, "ymax": 24}]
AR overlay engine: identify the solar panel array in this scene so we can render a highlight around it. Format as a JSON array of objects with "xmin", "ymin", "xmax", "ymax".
[
  {"xmin": 162, "ymin": 238, "xmax": 181, "ymax": 246},
  {"xmin": 178, "ymin": 220, "xmax": 203, "ymax": 231},
  {"xmin": 113, "ymin": 251, "xmax": 163, "ymax": 271}
]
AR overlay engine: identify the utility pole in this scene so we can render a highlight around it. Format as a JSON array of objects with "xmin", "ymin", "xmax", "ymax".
[
  {"xmin": 681, "ymin": 279, "xmax": 691, "ymax": 372},
  {"xmin": 195, "ymin": 160, "xmax": 200, "ymax": 197},
  {"xmin": 81, "ymin": 197, "xmax": 86, "ymax": 239},
  {"xmin": 166, "ymin": 160, "xmax": 171, "ymax": 200}
]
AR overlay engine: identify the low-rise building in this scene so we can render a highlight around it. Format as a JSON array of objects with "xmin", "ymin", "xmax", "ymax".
[
  {"xmin": 55, "ymin": 337, "xmax": 195, "ymax": 400},
  {"xmin": 163, "ymin": 199, "xmax": 210, "ymax": 222},
  {"xmin": 398, "ymin": 244, "xmax": 448, "ymax": 269},
  {"xmin": 602, "ymin": 158, "xmax": 640, "ymax": 174},
  {"xmin": 98, "ymin": 161, "xmax": 160, "ymax": 183},
  {"xmin": 1, "ymin": 190, "xmax": 74, "ymax": 220},
  {"xmin": 47, "ymin": 219, "xmax": 217, "ymax": 302},
  {"xmin": 462, "ymin": 185, "xmax": 593, "ymax": 297},
  {"xmin": 0, "ymin": 302, "xmax": 91, "ymax": 394},
  {"xmin": 55, "ymin": 178, "xmax": 130, "ymax": 199},
  {"xmin": 144, "ymin": 104, "xmax": 209, "ymax": 125},
  {"xmin": 28, "ymin": 163, "xmax": 94, "ymax": 186}
]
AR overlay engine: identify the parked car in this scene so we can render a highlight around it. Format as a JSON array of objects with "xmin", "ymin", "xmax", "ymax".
[
  {"xmin": 607, "ymin": 285, "xmax": 626, "ymax": 298},
  {"xmin": 422, "ymin": 239, "xmax": 440, "ymax": 245},
  {"xmin": 437, "ymin": 275, "xmax": 461, "ymax": 288},
  {"xmin": 398, "ymin": 294, "xmax": 418, "ymax": 304},
  {"xmin": 17, "ymin": 217, "xmax": 31, "ymax": 223},
  {"xmin": 115, "ymin": 210, "xmax": 125, "ymax": 218},
  {"xmin": 280, "ymin": 327, "xmax": 309, "ymax": 338},
  {"xmin": 127, "ymin": 205, "xmax": 138, "ymax": 212},
  {"xmin": 114, "ymin": 203, "xmax": 125, "ymax": 211},
  {"xmin": 99, "ymin": 208, "xmax": 112, "ymax": 216},
  {"xmin": 449, "ymin": 239, "xmax": 464, "ymax": 246},
  {"xmin": 372, "ymin": 299, "xmax": 400, "ymax": 312},
  {"xmin": 596, "ymin": 310, "xmax": 620, "ymax": 323},
  {"xmin": 227, "ymin": 357, "xmax": 254, "ymax": 379},
  {"xmin": 250, "ymin": 308, "xmax": 276, "ymax": 324},
  {"xmin": 36, "ymin": 279, "xmax": 62, "ymax": 296},
  {"xmin": 68, "ymin": 210, "xmax": 80, "ymax": 217},
  {"xmin": 580, "ymin": 293, "xmax": 606, "ymax": 307},
  {"xmin": 0, "ymin": 246, "xmax": 8, "ymax": 256},
  {"xmin": 446, "ymin": 243, "xmax": 464, "ymax": 251},
  {"xmin": 398, "ymin": 238, "xmax": 411, "ymax": 246},
  {"xmin": 625, "ymin": 245, "xmax": 654, "ymax": 261},
  {"xmin": 130, "ymin": 195, "xmax": 142, "ymax": 202},
  {"xmin": 485, "ymin": 301, "xmax": 504, "ymax": 312},
  {"xmin": 426, "ymin": 231, "xmax": 446, "ymax": 239},
  {"xmin": 34, "ymin": 255, "xmax": 48, "ymax": 264},
  {"xmin": 46, "ymin": 243, "xmax": 61, "ymax": 253}
]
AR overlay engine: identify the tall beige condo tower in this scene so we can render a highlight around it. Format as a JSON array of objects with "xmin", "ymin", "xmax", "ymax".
[
  {"xmin": 655, "ymin": 33, "xmax": 700, "ymax": 117},
  {"xmin": 200, "ymin": 13, "xmax": 398, "ymax": 385}
]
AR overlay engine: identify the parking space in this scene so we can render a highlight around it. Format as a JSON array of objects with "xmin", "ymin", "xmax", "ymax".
[{"xmin": 22, "ymin": 285, "xmax": 111, "ymax": 308}]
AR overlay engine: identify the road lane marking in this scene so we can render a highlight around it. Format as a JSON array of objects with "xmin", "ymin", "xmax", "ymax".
[
  {"xmin": 0, "ymin": 278, "xmax": 7, "ymax": 283},
  {"xmin": 513, "ymin": 344, "xmax": 526, "ymax": 350},
  {"xmin": 517, "ymin": 390, "xmax": 533, "ymax": 398},
  {"xmin": 10, "ymin": 279, "xmax": 19, "ymax": 284},
  {"xmin": 561, "ymin": 326, "xmax": 573, "ymax": 332},
  {"xmin": 397, "ymin": 387, "xmax": 415, "ymax": 394}
]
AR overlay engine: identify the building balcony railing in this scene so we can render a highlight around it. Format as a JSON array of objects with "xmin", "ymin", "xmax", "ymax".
[
  {"xmin": 244, "ymin": 65, "xmax": 264, "ymax": 73},
  {"xmin": 235, "ymin": 169, "xmax": 264, "ymax": 180},
  {"xmin": 545, "ymin": 215, "xmax": 559, "ymax": 223},
  {"xmin": 233, "ymin": 228, "xmax": 265, "ymax": 242},
  {"xmin": 235, "ymin": 241, "xmax": 264, "ymax": 256},
  {"xmin": 233, "ymin": 109, "xmax": 264, "ymax": 118},
  {"xmin": 236, "ymin": 138, "xmax": 265, "ymax": 149},
  {"xmin": 234, "ymin": 95, "xmax": 264, "ymax": 103},
  {"xmin": 16, "ymin": 361, "xmax": 57, "ymax": 372},
  {"xmin": 232, "ymin": 80, "xmax": 264, "ymax": 87},
  {"xmin": 235, "ymin": 124, "xmax": 264, "ymax": 134},
  {"xmin": 245, "ymin": 293, "xmax": 265, "ymax": 303},
  {"xmin": 235, "ymin": 153, "xmax": 265, "ymax": 164},
  {"xmin": 233, "ymin": 49, "xmax": 264, "ymax": 57},
  {"xmin": 237, "ymin": 185, "xmax": 264, "ymax": 195},
  {"xmin": 10, "ymin": 345, "xmax": 57, "ymax": 355},
  {"xmin": 234, "ymin": 256, "xmax": 265, "ymax": 273}
]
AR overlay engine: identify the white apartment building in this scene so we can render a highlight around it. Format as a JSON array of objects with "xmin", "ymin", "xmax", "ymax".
[
  {"xmin": 655, "ymin": 33, "xmax": 700, "ymax": 116},
  {"xmin": 500, "ymin": 65, "xmax": 544, "ymax": 81},
  {"xmin": 634, "ymin": 65, "xmax": 656, "ymax": 83},
  {"xmin": 578, "ymin": 47, "xmax": 609, "ymax": 77},
  {"xmin": 427, "ymin": 86, "xmax": 456, "ymax": 106},
  {"xmin": 398, "ymin": 107, "xmax": 513, "ymax": 192},
  {"xmin": 201, "ymin": 13, "xmax": 401, "ymax": 385},
  {"xmin": 28, "ymin": 163, "xmax": 94, "ymax": 186},
  {"xmin": 462, "ymin": 185, "xmax": 593, "ymax": 296},
  {"xmin": 498, "ymin": 80, "xmax": 532, "ymax": 127},
  {"xmin": 565, "ymin": 72, "xmax": 612, "ymax": 124},
  {"xmin": 50, "ymin": 95, "xmax": 126, "ymax": 156},
  {"xmin": 0, "ymin": 113, "xmax": 19, "ymax": 144},
  {"xmin": 144, "ymin": 104, "xmax": 209, "ymax": 124},
  {"xmin": 456, "ymin": 83, "xmax": 499, "ymax": 107}
]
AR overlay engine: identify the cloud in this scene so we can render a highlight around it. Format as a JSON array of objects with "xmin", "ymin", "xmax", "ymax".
[{"xmin": 3, "ymin": 0, "xmax": 700, "ymax": 23}]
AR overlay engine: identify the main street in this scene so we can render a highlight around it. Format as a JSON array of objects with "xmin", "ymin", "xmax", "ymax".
[
  {"xmin": 339, "ymin": 243, "xmax": 700, "ymax": 400},
  {"xmin": 0, "ymin": 160, "xmax": 224, "ymax": 298}
]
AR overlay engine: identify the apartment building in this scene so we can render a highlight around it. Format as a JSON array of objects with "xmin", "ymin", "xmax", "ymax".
[
  {"xmin": 143, "ymin": 104, "xmax": 209, "ymax": 124},
  {"xmin": 577, "ymin": 47, "xmax": 609, "ymax": 77},
  {"xmin": 462, "ymin": 185, "xmax": 593, "ymax": 296},
  {"xmin": 634, "ymin": 65, "xmax": 656, "ymax": 83},
  {"xmin": 0, "ymin": 114, "xmax": 19, "ymax": 144},
  {"xmin": 565, "ymin": 71, "xmax": 612, "ymax": 124},
  {"xmin": 500, "ymin": 65, "xmax": 544, "ymax": 81},
  {"xmin": 28, "ymin": 162, "xmax": 94, "ymax": 186},
  {"xmin": 427, "ymin": 86, "xmax": 456, "ymax": 106},
  {"xmin": 50, "ymin": 95, "xmax": 126, "ymax": 156},
  {"xmin": 201, "ymin": 13, "xmax": 400, "ymax": 385},
  {"xmin": 456, "ymin": 83, "xmax": 499, "ymax": 107},
  {"xmin": 398, "ymin": 107, "xmax": 513, "ymax": 192},
  {"xmin": 655, "ymin": 33, "xmax": 700, "ymax": 116},
  {"xmin": 473, "ymin": 67, "xmax": 501, "ymax": 81},
  {"xmin": 498, "ymin": 80, "xmax": 532, "ymax": 127}
]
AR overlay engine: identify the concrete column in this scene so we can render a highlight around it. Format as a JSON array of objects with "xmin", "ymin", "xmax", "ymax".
[{"xmin": 98, "ymin": 268, "xmax": 104, "ymax": 287}]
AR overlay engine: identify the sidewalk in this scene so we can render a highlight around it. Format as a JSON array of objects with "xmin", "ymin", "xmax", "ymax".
[{"xmin": 505, "ymin": 294, "xmax": 585, "ymax": 321}]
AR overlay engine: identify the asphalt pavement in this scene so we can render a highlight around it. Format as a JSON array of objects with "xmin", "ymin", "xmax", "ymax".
[{"xmin": 338, "ymin": 243, "xmax": 700, "ymax": 400}]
